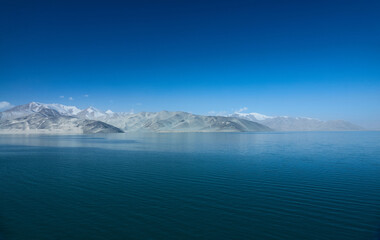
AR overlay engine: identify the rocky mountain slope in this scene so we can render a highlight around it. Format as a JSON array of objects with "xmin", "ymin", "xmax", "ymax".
[
  {"xmin": 0, "ymin": 102, "xmax": 272, "ymax": 133},
  {"xmin": 0, "ymin": 106, "xmax": 123, "ymax": 134},
  {"xmin": 92, "ymin": 111, "xmax": 272, "ymax": 132},
  {"xmin": 1, "ymin": 102, "xmax": 364, "ymax": 133}
]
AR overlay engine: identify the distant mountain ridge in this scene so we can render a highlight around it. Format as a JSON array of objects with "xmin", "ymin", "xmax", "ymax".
[
  {"xmin": 92, "ymin": 110, "xmax": 272, "ymax": 132},
  {"xmin": 0, "ymin": 102, "xmax": 364, "ymax": 133},
  {"xmin": 229, "ymin": 112, "xmax": 364, "ymax": 131},
  {"xmin": 0, "ymin": 102, "xmax": 272, "ymax": 134}
]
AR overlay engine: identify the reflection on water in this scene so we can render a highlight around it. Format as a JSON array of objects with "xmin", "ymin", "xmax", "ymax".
[
  {"xmin": 0, "ymin": 132, "xmax": 380, "ymax": 240},
  {"xmin": 2, "ymin": 132, "xmax": 380, "ymax": 156},
  {"xmin": 1, "ymin": 132, "xmax": 380, "ymax": 164}
]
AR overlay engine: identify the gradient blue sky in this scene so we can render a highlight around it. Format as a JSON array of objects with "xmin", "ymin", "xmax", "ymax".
[{"xmin": 1, "ymin": 0, "xmax": 380, "ymax": 128}]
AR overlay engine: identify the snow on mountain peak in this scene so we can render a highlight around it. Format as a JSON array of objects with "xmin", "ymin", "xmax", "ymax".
[
  {"xmin": 18, "ymin": 102, "xmax": 82, "ymax": 116},
  {"xmin": 1, "ymin": 102, "xmax": 364, "ymax": 132},
  {"xmin": 76, "ymin": 107, "xmax": 105, "ymax": 119},
  {"xmin": 248, "ymin": 112, "xmax": 273, "ymax": 120},
  {"xmin": 85, "ymin": 107, "xmax": 96, "ymax": 113},
  {"xmin": 234, "ymin": 111, "xmax": 274, "ymax": 121},
  {"xmin": 27, "ymin": 102, "xmax": 44, "ymax": 111},
  {"xmin": 45, "ymin": 103, "xmax": 81, "ymax": 115}
]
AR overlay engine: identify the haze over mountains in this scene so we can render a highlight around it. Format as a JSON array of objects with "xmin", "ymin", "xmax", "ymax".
[
  {"xmin": 230, "ymin": 112, "xmax": 364, "ymax": 131},
  {"xmin": 0, "ymin": 102, "xmax": 363, "ymax": 134}
]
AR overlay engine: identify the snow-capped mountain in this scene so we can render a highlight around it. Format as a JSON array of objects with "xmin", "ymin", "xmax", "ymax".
[
  {"xmin": 230, "ymin": 112, "xmax": 364, "ymax": 131},
  {"xmin": 76, "ymin": 107, "xmax": 106, "ymax": 120},
  {"xmin": 93, "ymin": 111, "xmax": 272, "ymax": 132},
  {"xmin": 0, "ymin": 108, "xmax": 123, "ymax": 134},
  {"xmin": 233, "ymin": 112, "xmax": 274, "ymax": 121},
  {"xmin": 0, "ymin": 102, "xmax": 81, "ymax": 121},
  {"xmin": 0, "ymin": 102, "xmax": 364, "ymax": 133},
  {"xmin": 0, "ymin": 102, "xmax": 272, "ymax": 133},
  {"xmin": 46, "ymin": 103, "xmax": 81, "ymax": 116}
]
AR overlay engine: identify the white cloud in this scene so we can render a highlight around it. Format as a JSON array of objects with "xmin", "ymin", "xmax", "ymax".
[
  {"xmin": 59, "ymin": 96, "xmax": 65, "ymax": 99},
  {"xmin": 84, "ymin": 94, "xmax": 89, "ymax": 97},
  {"xmin": 68, "ymin": 97, "xmax": 74, "ymax": 101},
  {"xmin": 0, "ymin": 101, "xmax": 12, "ymax": 110},
  {"xmin": 235, "ymin": 107, "xmax": 248, "ymax": 113}
]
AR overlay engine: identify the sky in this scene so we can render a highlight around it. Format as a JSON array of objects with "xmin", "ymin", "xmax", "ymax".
[{"xmin": 1, "ymin": 0, "xmax": 379, "ymax": 128}]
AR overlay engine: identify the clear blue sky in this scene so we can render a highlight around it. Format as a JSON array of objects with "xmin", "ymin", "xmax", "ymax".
[{"xmin": 1, "ymin": 0, "xmax": 379, "ymax": 128}]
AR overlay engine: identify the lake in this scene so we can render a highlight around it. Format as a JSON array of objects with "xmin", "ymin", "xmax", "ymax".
[{"xmin": 0, "ymin": 132, "xmax": 380, "ymax": 239}]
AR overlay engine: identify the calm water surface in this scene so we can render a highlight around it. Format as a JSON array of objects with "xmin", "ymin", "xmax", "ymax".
[{"xmin": 0, "ymin": 132, "xmax": 380, "ymax": 240}]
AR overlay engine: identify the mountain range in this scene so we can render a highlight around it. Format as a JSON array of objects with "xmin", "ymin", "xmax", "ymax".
[
  {"xmin": 0, "ymin": 102, "xmax": 364, "ymax": 134},
  {"xmin": 229, "ymin": 112, "xmax": 364, "ymax": 131},
  {"xmin": 0, "ymin": 106, "xmax": 123, "ymax": 134},
  {"xmin": 0, "ymin": 102, "xmax": 271, "ymax": 134}
]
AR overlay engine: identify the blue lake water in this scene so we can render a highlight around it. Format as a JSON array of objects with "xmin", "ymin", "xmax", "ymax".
[{"xmin": 0, "ymin": 132, "xmax": 380, "ymax": 240}]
